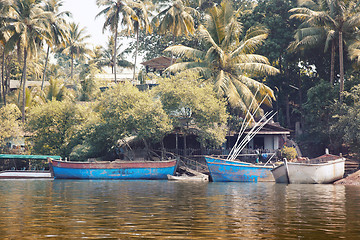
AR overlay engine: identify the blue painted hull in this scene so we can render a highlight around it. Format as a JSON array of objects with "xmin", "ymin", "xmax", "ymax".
[
  {"xmin": 205, "ymin": 157, "xmax": 274, "ymax": 182},
  {"xmin": 49, "ymin": 159, "xmax": 177, "ymax": 180}
]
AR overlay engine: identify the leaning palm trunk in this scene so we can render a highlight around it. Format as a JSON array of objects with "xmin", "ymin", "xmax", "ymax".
[
  {"xmin": 339, "ymin": 31, "xmax": 344, "ymax": 103},
  {"xmin": 22, "ymin": 48, "xmax": 28, "ymax": 123},
  {"xmin": 41, "ymin": 45, "xmax": 50, "ymax": 90}
]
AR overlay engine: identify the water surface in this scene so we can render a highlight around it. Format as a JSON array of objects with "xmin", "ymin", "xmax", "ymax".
[{"xmin": 0, "ymin": 180, "xmax": 359, "ymax": 239}]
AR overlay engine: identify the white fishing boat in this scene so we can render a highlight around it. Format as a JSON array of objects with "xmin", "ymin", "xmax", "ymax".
[
  {"xmin": 271, "ymin": 154, "xmax": 345, "ymax": 184},
  {"xmin": 0, "ymin": 170, "xmax": 52, "ymax": 179},
  {"xmin": 167, "ymin": 174, "xmax": 209, "ymax": 182}
]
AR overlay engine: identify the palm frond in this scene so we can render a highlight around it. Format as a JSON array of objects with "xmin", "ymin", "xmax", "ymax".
[{"xmin": 164, "ymin": 45, "xmax": 205, "ymax": 59}]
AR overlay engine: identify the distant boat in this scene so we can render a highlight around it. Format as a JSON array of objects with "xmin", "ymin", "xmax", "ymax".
[
  {"xmin": 0, "ymin": 170, "xmax": 52, "ymax": 179},
  {"xmin": 271, "ymin": 154, "xmax": 345, "ymax": 184},
  {"xmin": 0, "ymin": 154, "xmax": 61, "ymax": 179},
  {"xmin": 205, "ymin": 156, "xmax": 274, "ymax": 182},
  {"xmin": 48, "ymin": 158, "xmax": 177, "ymax": 180}
]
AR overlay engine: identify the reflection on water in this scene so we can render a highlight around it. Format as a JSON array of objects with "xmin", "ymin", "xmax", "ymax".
[{"xmin": 0, "ymin": 180, "xmax": 359, "ymax": 239}]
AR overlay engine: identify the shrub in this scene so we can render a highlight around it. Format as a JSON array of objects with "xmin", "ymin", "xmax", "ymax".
[{"xmin": 280, "ymin": 146, "xmax": 297, "ymax": 160}]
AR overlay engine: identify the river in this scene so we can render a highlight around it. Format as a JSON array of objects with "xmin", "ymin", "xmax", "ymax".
[{"xmin": 0, "ymin": 180, "xmax": 359, "ymax": 239}]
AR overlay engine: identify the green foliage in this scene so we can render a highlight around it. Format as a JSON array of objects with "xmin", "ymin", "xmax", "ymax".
[
  {"xmin": 331, "ymin": 85, "xmax": 360, "ymax": 156},
  {"xmin": 26, "ymin": 100, "xmax": 88, "ymax": 156},
  {"xmin": 73, "ymin": 82, "xmax": 172, "ymax": 159},
  {"xmin": 153, "ymin": 72, "xmax": 228, "ymax": 148},
  {"xmin": 78, "ymin": 64, "xmax": 101, "ymax": 101},
  {"xmin": 299, "ymin": 81, "xmax": 338, "ymax": 156},
  {"xmin": 280, "ymin": 146, "xmax": 297, "ymax": 160},
  {"xmin": 0, "ymin": 104, "xmax": 23, "ymax": 149}
]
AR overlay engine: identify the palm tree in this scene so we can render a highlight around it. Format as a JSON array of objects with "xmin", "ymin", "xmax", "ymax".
[
  {"xmin": 41, "ymin": 0, "xmax": 70, "ymax": 90},
  {"xmin": 0, "ymin": 0, "xmax": 11, "ymax": 105},
  {"xmin": 5, "ymin": 0, "xmax": 50, "ymax": 122},
  {"xmin": 288, "ymin": 0, "xmax": 335, "ymax": 84},
  {"xmin": 129, "ymin": 1, "xmax": 152, "ymax": 81},
  {"xmin": 153, "ymin": 0, "xmax": 198, "ymax": 64},
  {"xmin": 164, "ymin": 1, "xmax": 279, "ymax": 115},
  {"xmin": 92, "ymin": 36, "xmax": 133, "ymax": 73},
  {"xmin": 290, "ymin": 0, "xmax": 360, "ymax": 102},
  {"xmin": 61, "ymin": 22, "xmax": 93, "ymax": 81},
  {"xmin": 96, "ymin": 0, "xmax": 136, "ymax": 83}
]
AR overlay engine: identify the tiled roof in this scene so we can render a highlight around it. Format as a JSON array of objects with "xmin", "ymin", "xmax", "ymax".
[{"xmin": 141, "ymin": 56, "xmax": 175, "ymax": 70}]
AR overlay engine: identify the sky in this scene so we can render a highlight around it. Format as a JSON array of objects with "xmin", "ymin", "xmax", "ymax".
[{"xmin": 61, "ymin": 0, "xmax": 110, "ymax": 47}]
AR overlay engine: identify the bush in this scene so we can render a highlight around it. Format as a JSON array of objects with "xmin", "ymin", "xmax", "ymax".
[{"xmin": 280, "ymin": 146, "xmax": 297, "ymax": 160}]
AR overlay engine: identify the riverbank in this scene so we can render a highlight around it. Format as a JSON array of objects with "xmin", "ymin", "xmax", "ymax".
[{"xmin": 334, "ymin": 169, "xmax": 360, "ymax": 185}]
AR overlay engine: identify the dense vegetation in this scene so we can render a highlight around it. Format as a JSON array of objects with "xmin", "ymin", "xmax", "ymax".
[{"xmin": 1, "ymin": 0, "xmax": 360, "ymax": 159}]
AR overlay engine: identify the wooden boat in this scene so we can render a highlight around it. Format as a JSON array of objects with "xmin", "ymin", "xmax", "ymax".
[
  {"xmin": 0, "ymin": 170, "xmax": 52, "ymax": 179},
  {"xmin": 167, "ymin": 174, "xmax": 209, "ymax": 182},
  {"xmin": 48, "ymin": 158, "xmax": 177, "ymax": 180},
  {"xmin": 271, "ymin": 154, "xmax": 345, "ymax": 184},
  {"xmin": 205, "ymin": 156, "xmax": 274, "ymax": 182}
]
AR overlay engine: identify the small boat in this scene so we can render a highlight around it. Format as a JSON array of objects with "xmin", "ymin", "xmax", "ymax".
[
  {"xmin": 271, "ymin": 154, "xmax": 345, "ymax": 184},
  {"xmin": 0, "ymin": 170, "xmax": 52, "ymax": 179},
  {"xmin": 0, "ymin": 154, "xmax": 61, "ymax": 179},
  {"xmin": 48, "ymin": 158, "xmax": 177, "ymax": 180},
  {"xmin": 205, "ymin": 156, "xmax": 274, "ymax": 182},
  {"xmin": 167, "ymin": 174, "xmax": 209, "ymax": 182}
]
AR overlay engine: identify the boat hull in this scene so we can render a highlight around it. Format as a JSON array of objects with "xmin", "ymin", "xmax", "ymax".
[
  {"xmin": 49, "ymin": 159, "xmax": 177, "ymax": 180},
  {"xmin": 205, "ymin": 157, "xmax": 274, "ymax": 182},
  {"xmin": 271, "ymin": 156, "xmax": 345, "ymax": 184},
  {"xmin": 167, "ymin": 174, "xmax": 209, "ymax": 181}
]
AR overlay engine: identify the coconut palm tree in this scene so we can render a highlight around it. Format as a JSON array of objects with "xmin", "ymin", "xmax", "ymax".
[
  {"xmin": 129, "ymin": 0, "xmax": 152, "ymax": 81},
  {"xmin": 5, "ymin": 0, "xmax": 51, "ymax": 122},
  {"xmin": 41, "ymin": 0, "xmax": 70, "ymax": 90},
  {"xmin": 61, "ymin": 22, "xmax": 93, "ymax": 81},
  {"xmin": 164, "ymin": 0, "xmax": 279, "ymax": 115},
  {"xmin": 93, "ymin": 36, "xmax": 133, "ymax": 73},
  {"xmin": 290, "ymin": 0, "xmax": 360, "ymax": 102},
  {"xmin": 153, "ymin": 0, "xmax": 198, "ymax": 64},
  {"xmin": 288, "ymin": 0, "xmax": 335, "ymax": 84},
  {"xmin": 0, "ymin": 0, "xmax": 11, "ymax": 105},
  {"xmin": 96, "ymin": 0, "xmax": 136, "ymax": 83}
]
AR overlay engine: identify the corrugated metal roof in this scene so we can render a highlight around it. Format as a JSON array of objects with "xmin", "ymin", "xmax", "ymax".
[{"xmin": 0, "ymin": 154, "xmax": 61, "ymax": 160}]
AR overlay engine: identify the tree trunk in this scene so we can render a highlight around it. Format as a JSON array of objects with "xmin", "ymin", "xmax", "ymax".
[
  {"xmin": 339, "ymin": 31, "xmax": 344, "ymax": 103},
  {"xmin": 330, "ymin": 40, "xmax": 335, "ymax": 85},
  {"xmin": 41, "ymin": 45, "xmax": 50, "ymax": 90},
  {"xmin": 285, "ymin": 94, "xmax": 290, "ymax": 128},
  {"xmin": 71, "ymin": 53, "xmax": 74, "ymax": 81},
  {"xmin": 18, "ymin": 66, "xmax": 24, "ymax": 104},
  {"xmin": 114, "ymin": 25, "xmax": 118, "ymax": 84},
  {"xmin": 22, "ymin": 48, "xmax": 28, "ymax": 123},
  {"xmin": 170, "ymin": 35, "xmax": 175, "ymax": 65},
  {"xmin": 175, "ymin": 132, "xmax": 178, "ymax": 155},
  {"xmin": 183, "ymin": 132, "xmax": 187, "ymax": 157},
  {"xmin": 133, "ymin": 28, "xmax": 139, "ymax": 82},
  {"xmin": 1, "ymin": 51, "xmax": 6, "ymax": 105}
]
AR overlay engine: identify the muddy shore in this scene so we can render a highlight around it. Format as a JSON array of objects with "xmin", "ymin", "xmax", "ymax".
[{"xmin": 334, "ymin": 170, "xmax": 360, "ymax": 185}]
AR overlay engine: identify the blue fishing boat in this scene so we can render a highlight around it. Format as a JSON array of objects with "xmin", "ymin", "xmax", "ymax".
[
  {"xmin": 48, "ymin": 158, "xmax": 177, "ymax": 180},
  {"xmin": 205, "ymin": 156, "xmax": 274, "ymax": 182}
]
